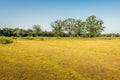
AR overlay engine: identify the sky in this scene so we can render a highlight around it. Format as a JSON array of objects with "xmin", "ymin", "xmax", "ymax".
[{"xmin": 0, "ymin": 0, "xmax": 120, "ymax": 33}]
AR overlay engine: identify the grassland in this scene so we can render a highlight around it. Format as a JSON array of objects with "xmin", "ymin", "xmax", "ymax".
[{"xmin": 0, "ymin": 37, "xmax": 120, "ymax": 80}]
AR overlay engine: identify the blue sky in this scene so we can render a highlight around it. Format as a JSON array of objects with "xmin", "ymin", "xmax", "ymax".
[{"xmin": 0, "ymin": 0, "xmax": 120, "ymax": 33}]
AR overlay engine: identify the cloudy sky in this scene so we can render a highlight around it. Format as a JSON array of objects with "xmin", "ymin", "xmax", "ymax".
[{"xmin": 0, "ymin": 0, "xmax": 120, "ymax": 33}]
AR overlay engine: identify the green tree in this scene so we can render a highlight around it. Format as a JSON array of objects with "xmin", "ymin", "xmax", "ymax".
[
  {"xmin": 0, "ymin": 28, "xmax": 3, "ymax": 36},
  {"xmin": 73, "ymin": 20, "xmax": 86, "ymax": 37},
  {"xmin": 32, "ymin": 25, "xmax": 42, "ymax": 36},
  {"xmin": 51, "ymin": 20, "xmax": 63, "ymax": 36},
  {"xmin": 16, "ymin": 28, "xmax": 27, "ymax": 37},
  {"xmin": 85, "ymin": 16, "xmax": 105, "ymax": 37},
  {"xmin": 2, "ymin": 28, "xmax": 13, "ymax": 36},
  {"xmin": 63, "ymin": 18, "xmax": 76, "ymax": 37},
  {"xmin": 41, "ymin": 30, "xmax": 54, "ymax": 37},
  {"xmin": 27, "ymin": 29, "xmax": 34, "ymax": 36}
]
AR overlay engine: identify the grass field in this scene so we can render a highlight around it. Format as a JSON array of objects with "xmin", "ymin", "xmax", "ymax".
[{"xmin": 0, "ymin": 37, "xmax": 120, "ymax": 80}]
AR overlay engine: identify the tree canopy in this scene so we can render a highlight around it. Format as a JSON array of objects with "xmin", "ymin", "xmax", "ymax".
[
  {"xmin": 0, "ymin": 16, "xmax": 106, "ymax": 37},
  {"xmin": 85, "ymin": 16, "xmax": 105, "ymax": 37}
]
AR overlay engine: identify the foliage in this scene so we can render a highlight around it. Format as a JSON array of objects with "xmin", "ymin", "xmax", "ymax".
[
  {"xmin": 102, "ymin": 33, "xmax": 120, "ymax": 37},
  {"xmin": 63, "ymin": 18, "xmax": 76, "ymax": 37},
  {"xmin": 21, "ymin": 37, "xmax": 34, "ymax": 40},
  {"xmin": 0, "ymin": 37, "xmax": 13, "ymax": 44},
  {"xmin": 41, "ymin": 31, "xmax": 54, "ymax": 37},
  {"xmin": 0, "ymin": 16, "xmax": 106, "ymax": 37},
  {"xmin": 39, "ymin": 37, "xmax": 45, "ymax": 41},
  {"xmin": 51, "ymin": 16, "xmax": 105, "ymax": 37},
  {"xmin": 16, "ymin": 29, "xmax": 27, "ymax": 37},
  {"xmin": 51, "ymin": 20, "xmax": 63, "ymax": 36},
  {"xmin": 73, "ymin": 20, "xmax": 86, "ymax": 37},
  {"xmin": 32, "ymin": 25, "xmax": 42, "ymax": 36},
  {"xmin": 85, "ymin": 16, "xmax": 105, "ymax": 37}
]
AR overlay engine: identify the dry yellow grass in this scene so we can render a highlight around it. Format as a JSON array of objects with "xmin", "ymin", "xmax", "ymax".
[{"xmin": 0, "ymin": 38, "xmax": 120, "ymax": 80}]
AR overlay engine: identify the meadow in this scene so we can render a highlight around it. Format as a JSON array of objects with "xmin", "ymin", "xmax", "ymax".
[{"xmin": 0, "ymin": 37, "xmax": 120, "ymax": 80}]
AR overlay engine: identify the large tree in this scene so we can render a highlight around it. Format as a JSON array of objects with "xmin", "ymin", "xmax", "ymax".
[
  {"xmin": 73, "ymin": 20, "xmax": 86, "ymax": 37},
  {"xmin": 27, "ymin": 29, "xmax": 34, "ymax": 36},
  {"xmin": 85, "ymin": 16, "xmax": 105, "ymax": 37},
  {"xmin": 0, "ymin": 29, "xmax": 3, "ymax": 36},
  {"xmin": 16, "ymin": 28, "xmax": 27, "ymax": 37},
  {"xmin": 2, "ymin": 28, "xmax": 14, "ymax": 36},
  {"xmin": 51, "ymin": 20, "xmax": 63, "ymax": 36},
  {"xmin": 32, "ymin": 25, "xmax": 42, "ymax": 36},
  {"xmin": 63, "ymin": 18, "xmax": 76, "ymax": 37}
]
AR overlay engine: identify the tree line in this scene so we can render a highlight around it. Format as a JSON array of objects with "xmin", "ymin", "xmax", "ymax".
[{"xmin": 0, "ymin": 16, "xmax": 107, "ymax": 37}]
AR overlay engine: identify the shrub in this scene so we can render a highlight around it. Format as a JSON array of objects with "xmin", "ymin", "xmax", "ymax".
[
  {"xmin": 39, "ymin": 37, "xmax": 45, "ymax": 41},
  {"xmin": 22, "ymin": 37, "xmax": 34, "ymax": 40},
  {"xmin": 0, "ymin": 37, "xmax": 13, "ymax": 44},
  {"xmin": 56, "ymin": 37, "xmax": 62, "ymax": 39},
  {"xmin": 102, "ymin": 37, "xmax": 113, "ymax": 40},
  {"xmin": 11, "ymin": 36, "xmax": 17, "ymax": 39}
]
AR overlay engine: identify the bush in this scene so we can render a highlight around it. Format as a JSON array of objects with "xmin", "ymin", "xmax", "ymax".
[
  {"xmin": 39, "ymin": 37, "xmax": 45, "ymax": 41},
  {"xmin": 0, "ymin": 37, "xmax": 13, "ymax": 44},
  {"xmin": 102, "ymin": 37, "xmax": 113, "ymax": 40},
  {"xmin": 11, "ymin": 36, "xmax": 17, "ymax": 39},
  {"xmin": 56, "ymin": 37, "xmax": 62, "ymax": 39},
  {"xmin": 22, "ymin": 37, "xmax": 34, "ymax": 40}
]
